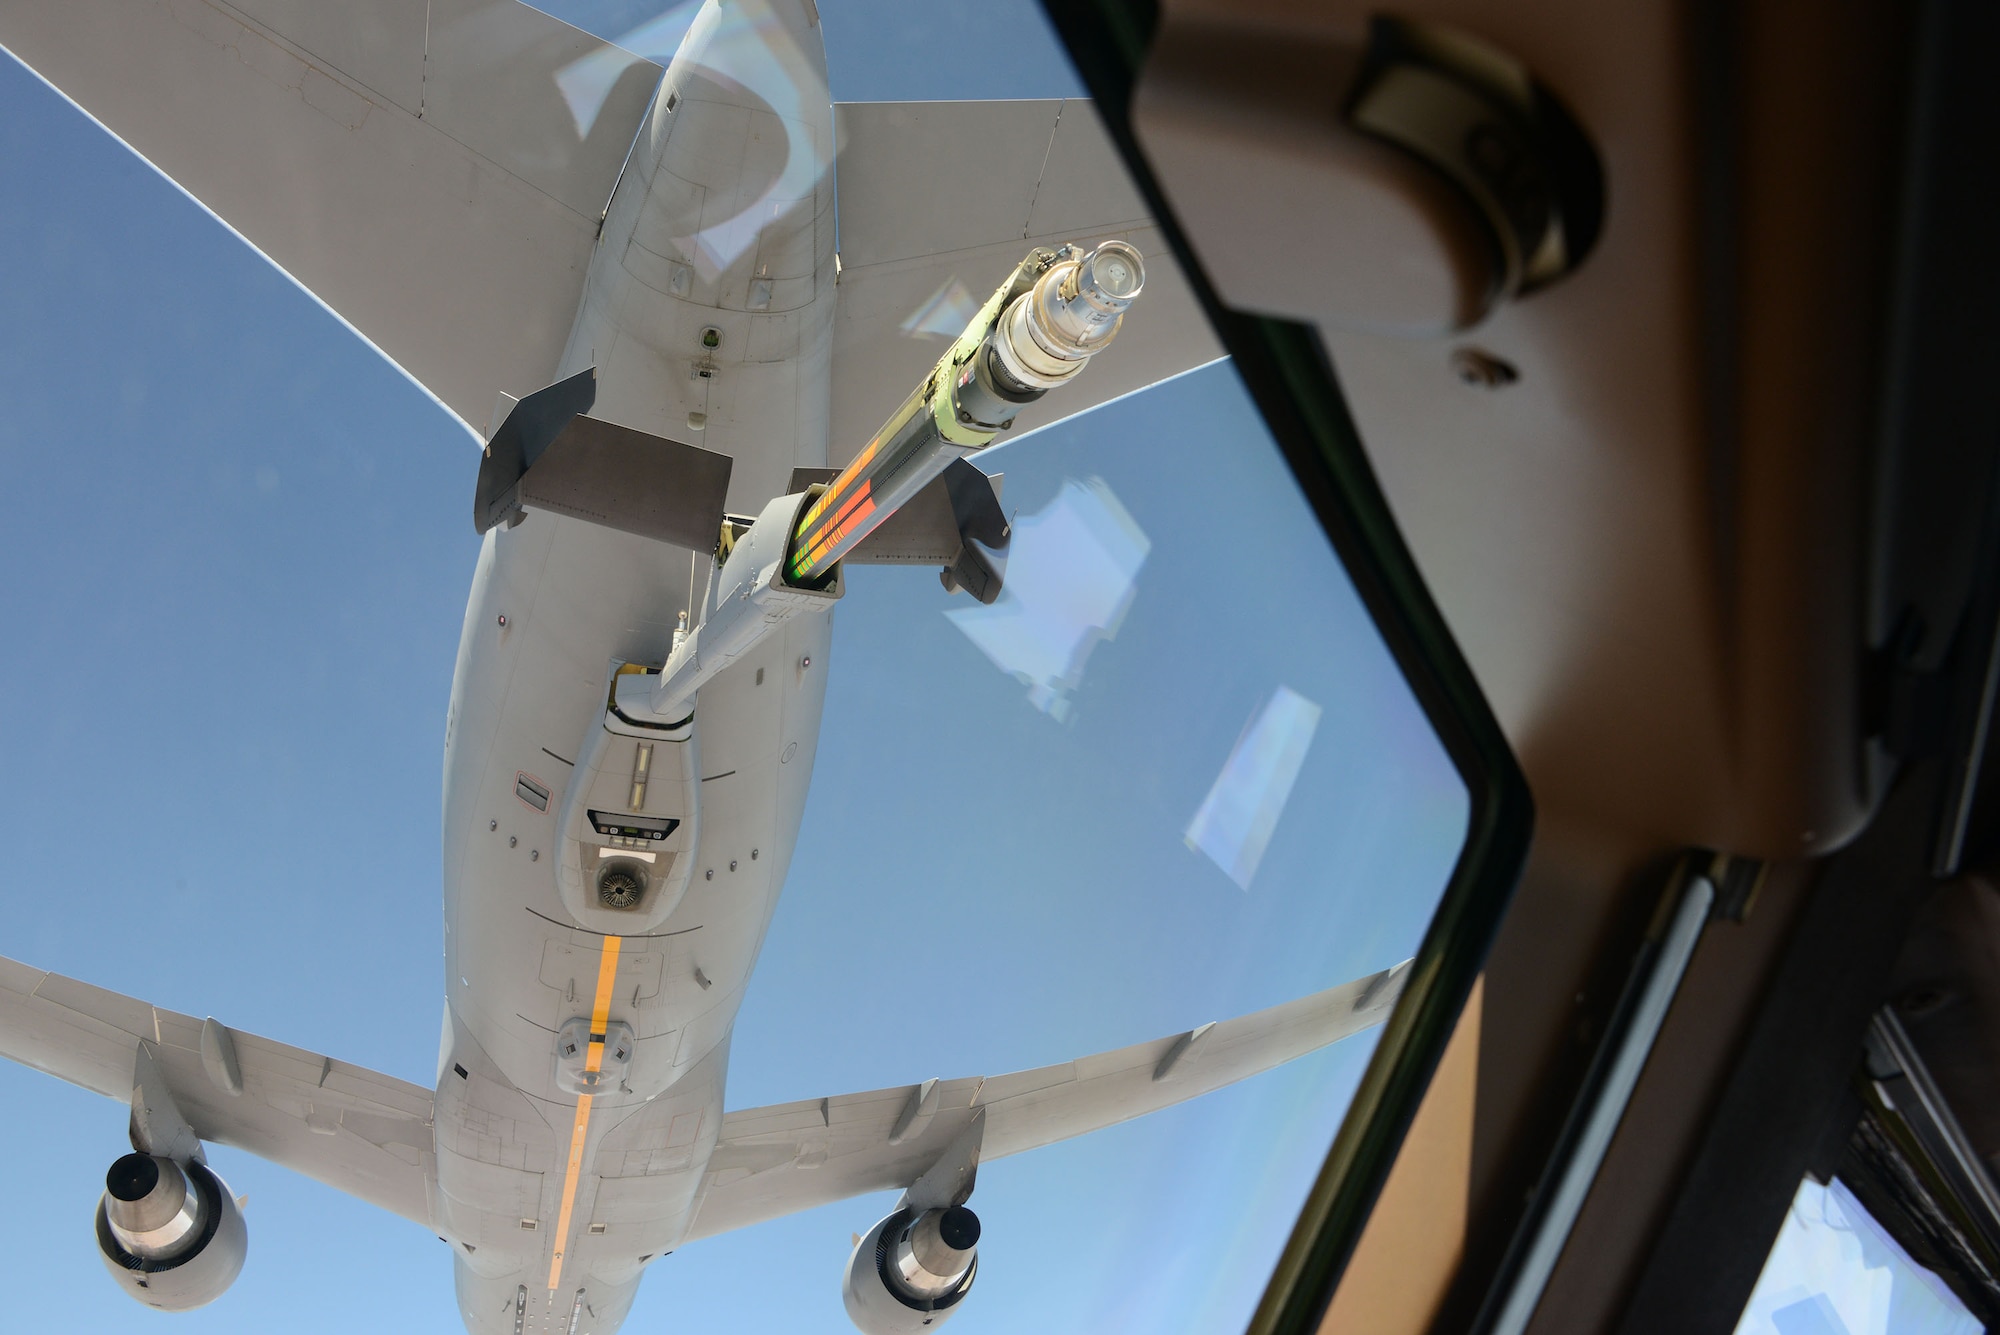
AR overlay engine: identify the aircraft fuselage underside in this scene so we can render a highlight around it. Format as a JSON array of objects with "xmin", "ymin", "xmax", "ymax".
[{"xmin": 436, "ymin": 8, "xmax": 837, "ymax": 1327}]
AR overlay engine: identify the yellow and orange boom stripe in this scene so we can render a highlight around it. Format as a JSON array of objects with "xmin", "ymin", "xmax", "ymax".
[{"xmin": 547, "ymin": 933, "xmax": 621, "ymax": 1292}]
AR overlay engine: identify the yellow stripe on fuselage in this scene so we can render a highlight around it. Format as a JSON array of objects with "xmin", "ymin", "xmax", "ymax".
[{"xmin": 548, "ymin": 934, "xmax": 622, "ymax": 1291}]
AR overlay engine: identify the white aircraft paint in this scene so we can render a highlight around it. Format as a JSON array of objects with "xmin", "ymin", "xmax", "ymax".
[
  {"xmin": 0, "ymin": 5, "xmax": 1398, "ymax": 1332},
  {"xmin": 437, "ymin": 4, "xmax": 838, "ymax": 1328}
]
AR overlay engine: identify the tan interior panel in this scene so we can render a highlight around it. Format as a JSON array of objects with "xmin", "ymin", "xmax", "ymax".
[{"xmin": 1320, "ymin": 979, "xmax": 1482, "ymax": 1333}]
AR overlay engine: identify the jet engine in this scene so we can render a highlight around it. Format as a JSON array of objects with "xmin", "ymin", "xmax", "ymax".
[
  {"xmin": 842, "ymin": 1206, "xmax": 981, "ymax": 1334},
  {"xmin": 95, "ymin": 1152, "xmax": 247, "ymax": 1311}
]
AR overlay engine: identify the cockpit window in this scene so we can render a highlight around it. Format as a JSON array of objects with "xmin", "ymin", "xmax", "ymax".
[
  {"xmin": 0, "ymin": 0, "xmax": 1519, "ymax": 1330},
  {"xmin": 527, "ymin": 2, "xmax": 1493, "ymax": 1331},
  {"xmin": 1735, "ymin": 1176, "xmax": 1984, "ymax": 1335},
  {"xmin": 700, "ymin": 364, "xmax": 1470, "ymax": 1331}
]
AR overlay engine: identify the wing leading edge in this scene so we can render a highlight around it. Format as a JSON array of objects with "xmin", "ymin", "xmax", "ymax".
[
  {"xmin": 0, "ymin": 0, "xmax": 661, "ymax": 426},
  {"xmin": 0, "ymin": 955, "xmax": 435, "ymax": 1228},
  {"xmin": 0, "ymin": 949, "xmax": 1404, "ymax": 1248},
  {"xmin": 684, "ymin": 962, "xmax": 1410, "ymax": 1242}
]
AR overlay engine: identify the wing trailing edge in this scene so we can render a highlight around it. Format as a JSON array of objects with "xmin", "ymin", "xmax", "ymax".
[
  {"xmin": 683, "ymin": 962, "xmax": 1410, "ymax": 1243},
  {"xmin": 0, "ymin": 955, "xmax": 436, "ymax": 1228}
]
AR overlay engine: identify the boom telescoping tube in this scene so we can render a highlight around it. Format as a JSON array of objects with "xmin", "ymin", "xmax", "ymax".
[{"xmin": 785, "ymin": 239, "xmax": 1145, "ymax": 584}]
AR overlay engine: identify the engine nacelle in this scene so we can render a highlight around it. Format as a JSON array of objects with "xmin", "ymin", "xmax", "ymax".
[
  {"xmin": 95, "ymin": 1153, "xmax": 247, "ymax": 1312},
  {"xmin": 842, "ymin": 1206, "xmax": 980, "ymax": 1334}
]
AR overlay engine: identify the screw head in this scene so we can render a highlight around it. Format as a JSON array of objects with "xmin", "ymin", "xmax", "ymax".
[{"xmin": 1449, "ymin": 347, "xmax": 1519, "ymax": 389}]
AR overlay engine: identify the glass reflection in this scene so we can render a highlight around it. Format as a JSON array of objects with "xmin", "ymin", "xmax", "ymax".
[
  {"xmin": 1187, "ymin": 685, "xmax": 1326, "ymax": 892},
  {"xmin": 1735, "ymin": 1177, "xmax": 1982, "ymax": 1335},
  {"xmin": 563, "ymin": 0, "xmax": 833, "ymax": 280},
  {"xmin": 900, "ymin": 277, "xmax": 983, "ymax": 340},
  {"xmin": 675, "ymin": 356, "xmax": 1469, "ymax": 1332},
  {"xmin": 944, "ymin": 476, "xmax": 1150, "ymax": 721},
  {"xmin": 538, "ymin": 3, "xmax": 1468, "ymax": 1331}
]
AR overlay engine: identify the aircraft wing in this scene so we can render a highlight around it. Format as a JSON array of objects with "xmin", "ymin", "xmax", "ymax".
[
  {"xmin": 0, "ymin": 0, "xmax": 660, "ymax": 427},
  {"xmin": 682, "ymin": 961, "xmax": 1408, "ymax": 1243},
  {"xmin": 830, "ymin": 98, "xmax": 1226, "ymax": 462},
  {"xmin": 0, "ymin": 955, "xmax": 436, "ymax": 1229}
]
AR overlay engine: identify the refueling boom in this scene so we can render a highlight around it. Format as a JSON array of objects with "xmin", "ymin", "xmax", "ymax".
[
  {"xmin": 787, "ymin": 240, "xmax": 1146, "ymax": 584},
  {"xmin": 641, "ymin": 239, "xmax": 1147, "ymax": 725}
]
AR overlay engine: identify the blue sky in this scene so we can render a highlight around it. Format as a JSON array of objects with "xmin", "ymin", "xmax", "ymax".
[{"xmin": 0, "ymin": 3, "xmax": 1466, "ymax": 1330}]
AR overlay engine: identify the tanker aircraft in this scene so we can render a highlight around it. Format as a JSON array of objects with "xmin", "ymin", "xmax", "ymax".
[{"xmin": 0, "ymin": 2, "xmax": 1406, "ymax": 1330}]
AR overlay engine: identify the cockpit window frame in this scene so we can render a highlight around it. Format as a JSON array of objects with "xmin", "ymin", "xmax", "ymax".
[{"xmin": 1033, "ymin": 4, "xmax": 1536, "ymax": 1333}]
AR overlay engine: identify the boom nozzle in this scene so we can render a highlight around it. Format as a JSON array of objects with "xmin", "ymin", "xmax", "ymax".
[
  {"xmin": 991, "ymin": 239, "xmax": 1145, "ymax": 394},
  {"xmin": 786, "ymin": 239, "xmax": 1146, "ymax": 585}
]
